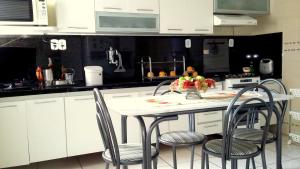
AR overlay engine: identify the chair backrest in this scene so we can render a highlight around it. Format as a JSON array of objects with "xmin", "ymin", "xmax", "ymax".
[
  {"xmin": 259, "ymin": 79, "xmax": 288, "ymax": 124},
  {"xmin": 222, "ymin": 85, "xmax": 274, "ymax": 159},
  {"xmin": 94, "ymin": 88, "xmax": 120, "ymax": 166},
  {"xmin": 153, "ymin": 80, "xmax": 196, "ymax": 131}
]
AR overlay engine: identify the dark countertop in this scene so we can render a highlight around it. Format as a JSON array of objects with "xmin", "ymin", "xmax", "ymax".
[{"xmin": 0, "ymin": 81, "xmax": 162, "ymax": 98}]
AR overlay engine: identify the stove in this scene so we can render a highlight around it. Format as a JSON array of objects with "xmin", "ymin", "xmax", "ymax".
[{"xmin": 224, "ymin": 76, "xmax": 260, "ymax": 90}]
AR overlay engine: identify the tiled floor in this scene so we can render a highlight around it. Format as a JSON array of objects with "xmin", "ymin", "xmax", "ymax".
[{"xmin": 8, "ymin": 135, "xmax": 300, "ymax": 169}]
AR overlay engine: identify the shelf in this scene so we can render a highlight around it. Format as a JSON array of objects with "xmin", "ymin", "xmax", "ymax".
[
  {"xmin": 142, "ymin": 61, "xmax": 184, "ymax": 64},
  {"xmin": 0, "ymin": 26, "xmax": 57, "ymax": 36},
  {"xmin": 146, "ymin": 76, "xmax": 180, "ymax": 81}
]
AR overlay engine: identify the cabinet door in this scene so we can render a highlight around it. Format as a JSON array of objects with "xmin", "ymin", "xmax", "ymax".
[
  {"xmin": 27, "ymin": 98, "xmax": 67, "ymax": 163},
  {"xmin": 186, "ymin": 0, "xmax": 213, "ymax": 34},
  {"xmin": 0, "ymin": 101, "xmax": 29, "ymax": 168},
  {"xmin": 56, "ymin": 0, "xmax": 95, "ymax": 32},
  {"xmin": 95, "ymin": 0, "xmax": 127, "ymax": 12},
  {"xmin": 159, "ymin": 0, "xmax": 188, "ymax": 34},
  {"xmin": 130, "ymin": 0, "xmax": 159, "ymax": 14},
  {"xmin": 104, "ymin": 92, "xmax": 141, "ymax": 143},
  {"xmin": 168, "ymin": 115, "xmax": 189, "ymax": 132},
  {"xmin": 65, "ymin": 96, "xmax": 103, "ymax": 157}
]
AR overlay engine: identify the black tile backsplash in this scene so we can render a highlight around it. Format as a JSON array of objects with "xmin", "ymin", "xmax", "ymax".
[{"xmin": 0, "ymin": 32, "xmax": 282, "ymax": 86}]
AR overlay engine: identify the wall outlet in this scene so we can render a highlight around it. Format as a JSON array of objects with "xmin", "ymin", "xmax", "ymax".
[
  {"xmin": 50, "ymin": 39, "xmax": 67, "ymax": 50},
  {"xmin": 58, "ymin": 39, "xmax": 67, "ymax": 50},
  {"xmin": 50, "ymin": 39, "xmax": 59, "ymax": 50}
]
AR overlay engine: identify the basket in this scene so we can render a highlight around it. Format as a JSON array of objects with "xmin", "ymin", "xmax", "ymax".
[
  {"xmin": 290, "ymin": 111, "xmax": 300, "ymax": 121},
  {"xmin": 289, "ymin": 133, "xmax": 300, "ymax": 143}
]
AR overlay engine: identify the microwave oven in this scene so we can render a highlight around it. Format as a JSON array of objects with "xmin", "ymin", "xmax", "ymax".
[{"xmin": 0, "ymin": 0, "xmax": 48, "ymax": 26}]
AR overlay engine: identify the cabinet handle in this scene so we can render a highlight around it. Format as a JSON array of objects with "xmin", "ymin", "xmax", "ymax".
[
  {"xmin": 0, "ymin": 105, "xmax": 17, "ymax": 109},
  {"xmin": 34, "ymin": 100, "xmax": 57, "ymax": 104},
  {"xmin": 74, "ymin": 98, "xmax": 94, "ymax": 101},
  {"xmin": 112, "ymin": 95, "xmax": 132, "ymax": 98},
  {"xmin": 195, "ymin": 29, "xmax": 209, "ymax": 32},
  {"xmin": 203, "ymin": 124, "xmax": 218, "ymax": 128},
  {"xmin": 67, "ymin": 26, "xmax": 89, "ymax": 29},
  {"xmin": 203, "ymin": 112, "xmax": 218, "ymax": 116},
  {"xmin": 168, "ymin": 28, "xmax": 183, "ymax": 31},
  {"xmin": 104, "ymin": 7, "xmax": 122, "ymax": 10},
  {"xmin": 137, "ymin": 8, "xmax": 154, "ymax": 12}
]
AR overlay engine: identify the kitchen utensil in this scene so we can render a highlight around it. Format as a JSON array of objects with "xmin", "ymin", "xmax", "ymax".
[
  {"xmin": 43, "ymin": 68, "xmax": 53, "ymax": 86},
  {"xmin": 259, "ymin": 59, "xmax": 274, "ymax": 75},
  {"xmin": 84, "ymin": 66, "xmax": 103, "ymax": 86},
  {"xmin": 64, "ymin": 68, "xmax": 75, "ymax": 85}
]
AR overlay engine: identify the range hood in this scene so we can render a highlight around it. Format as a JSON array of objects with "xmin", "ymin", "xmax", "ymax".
[{"xmin": 214, "ymin": 15, "xmax": 257, "ymax": 26}]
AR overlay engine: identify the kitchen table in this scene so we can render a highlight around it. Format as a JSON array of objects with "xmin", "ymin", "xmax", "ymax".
[{"xmin": 105, "ymin": 90, "xmax": 291, "ymax": 169}]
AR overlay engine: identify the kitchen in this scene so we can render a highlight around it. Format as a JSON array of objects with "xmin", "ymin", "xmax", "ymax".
[{"xmin": 0, "ymin": 0, "xmax": 299, "ymax": 169}]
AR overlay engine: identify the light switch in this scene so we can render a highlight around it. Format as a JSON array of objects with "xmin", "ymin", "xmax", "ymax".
[{"xmin": 185, "ymin": 39, "xmax": 191, "ymax": 48}]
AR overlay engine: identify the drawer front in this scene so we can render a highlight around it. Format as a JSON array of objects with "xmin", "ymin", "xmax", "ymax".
[
  {"xmin": 196, "ymin": 120, "xmax": 222, "ymax": 135},
  {"xmin": 197, "ymin": 111, "xmax": 222, "ymax": 123}
]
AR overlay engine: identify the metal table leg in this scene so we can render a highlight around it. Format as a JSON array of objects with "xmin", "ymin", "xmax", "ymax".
[
  {"xmin": 121, "ymin": 115, "xmax": 128, "ymax": 169},
  {"xmin": 274, "ymin": 106, "xmax": 283, "ymax": 169}
]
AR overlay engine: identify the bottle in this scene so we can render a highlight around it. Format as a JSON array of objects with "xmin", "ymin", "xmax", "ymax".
[{"xmin": 249, "ymin": 61, "xmax": 255, "ymax": 75}]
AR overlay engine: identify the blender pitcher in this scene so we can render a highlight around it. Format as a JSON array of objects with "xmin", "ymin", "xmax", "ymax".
[{"xmin": 64, "ymin": 68, "xmax": 75, "ymax": 84}]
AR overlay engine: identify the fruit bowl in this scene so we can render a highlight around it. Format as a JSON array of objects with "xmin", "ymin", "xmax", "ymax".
[{"xmin": 170, "ymin": 76, "xmax": 216, "ymax": 92}]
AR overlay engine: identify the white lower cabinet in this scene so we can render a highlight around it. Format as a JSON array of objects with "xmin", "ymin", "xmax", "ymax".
[
  {"xmin": 196, "ymin": 111, "xmax": 223, "ymax": 135},
  {"xmin": 0, "ymin": 101, "xmax": 29, "ymax": 168},
  {"xmin": 103, "ymin": 92, "xmax": 141, "ymax": 143},
  {"xmin": 27, "ymin": 98, "xmax": 67, "ymax": 163},
  {"xmin": 65, "ymin": 95, "xmax": 103, "ymax": 157}
]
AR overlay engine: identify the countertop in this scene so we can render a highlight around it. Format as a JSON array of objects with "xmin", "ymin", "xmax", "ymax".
[{"xmin": 0, "ymin": 81, "xmax": 163, "ymax": 98}]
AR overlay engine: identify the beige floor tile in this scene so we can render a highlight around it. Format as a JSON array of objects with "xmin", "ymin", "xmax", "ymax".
[
  {"xmin": 37, "ymin": 157, "xmax": 81, "ymax": 169},
  {"xmin": 176, "ymin": 159, "xmax": 221, "ymax": 169},
  {"xmin": 7, "ymin": 163, "xmax": 38, "ymax": 169},
  {"xmin": 158, "ymin": 146, "xmax": 202, "ymax": 166},
  {"xmin": 269, "ymin": 158, "xmax": 300, "ymax": 169},
  {"xmin": 78, "ymin": 153, "xmax": 105, "ymax": 169}
]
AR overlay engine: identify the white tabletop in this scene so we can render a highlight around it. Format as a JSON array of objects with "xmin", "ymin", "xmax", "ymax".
[{"xmin": 105, "ymin": 91, "xmax": 292, "ymax": 116}]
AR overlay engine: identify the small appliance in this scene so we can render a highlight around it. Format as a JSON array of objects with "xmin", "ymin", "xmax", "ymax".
[
  {"xmin": 259, "ymin": 59, "xmax": 274, "ymax": 75},
  {"xmin": 84, "ymin": 66, "xmax": 103, "ymax": 86},
  {"xmin": 0, "ymin": 0, "xmax": 48, "ymax": 26}
]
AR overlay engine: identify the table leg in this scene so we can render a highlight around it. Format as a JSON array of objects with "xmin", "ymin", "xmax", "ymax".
[
  {"xmin": 121, "ymin": 115, "xmax": 128, "ymax": 169},
  {"xmin": 121, "ymin": 115, "xmax": 127, "ymax": 144},
  {"xmin": 274, "ymin": 107, "xmax": 283, "ymax": 169},
  {"xmin": 136, "ymin": 116, "xmax": 147, "ymax": 169}
]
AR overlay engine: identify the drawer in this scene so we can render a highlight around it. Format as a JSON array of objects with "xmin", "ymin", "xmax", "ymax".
[
  {"xmin": 196, "ymin": 120, "xmax": 222, "ymax": 135},
  {"xmin": 197, "ymin": 111, "xmax": 222, "ymax": 123}
]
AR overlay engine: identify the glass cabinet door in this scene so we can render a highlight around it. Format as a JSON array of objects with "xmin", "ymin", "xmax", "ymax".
[{"xmin": 214, "ymin": 0, "xmax": 269, "ymax": 14}]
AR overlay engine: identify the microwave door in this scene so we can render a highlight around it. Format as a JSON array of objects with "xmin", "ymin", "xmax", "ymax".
[{"xmin": 0, "ymin": 0, "xmax": 36, "ymax": 25}]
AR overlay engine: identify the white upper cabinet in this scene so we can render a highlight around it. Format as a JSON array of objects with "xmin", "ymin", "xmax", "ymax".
[
  {"xmin": 96, "ymin": 0, "xmax": 159, "ymax": 14},
  {"xmin": 129, "ymin": 0, "xmax": 159, "ymax": 14},
  {"xmin": 160, "ymin": 0, "xmax": 213, "ymax": 34},
  {"xmin": 56, "ymin": 0, "xmax": 95, "ymax": 32},
  {"xmin": 95, "ymin": 0, "xmax": 127, "ymax": 12}
]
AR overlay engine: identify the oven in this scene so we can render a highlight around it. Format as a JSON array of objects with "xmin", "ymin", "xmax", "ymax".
[{"xmin": 224, "ymin": 77, "xmax": 261, "ymax": 129}]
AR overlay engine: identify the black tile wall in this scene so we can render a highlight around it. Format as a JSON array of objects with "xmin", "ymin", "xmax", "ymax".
[{"xmin": 0, "ymin": 32, "xmax": 282, "ymax": 85}]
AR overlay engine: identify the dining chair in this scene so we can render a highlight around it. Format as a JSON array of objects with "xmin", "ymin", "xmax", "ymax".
[
  {"xmin": 232, "ymin": 79, "xmax": 288, "ymax": 168},
  {"xmin": 201, "ymin": 85, "xmax": 274, "ymax": 169},
  {"xmin": 93, "ymin": 88, "xmax": 159, "ymax": 169},
  {"xmin": 153, "ymin": 80, "xmax": 207, "ymax": 169}
]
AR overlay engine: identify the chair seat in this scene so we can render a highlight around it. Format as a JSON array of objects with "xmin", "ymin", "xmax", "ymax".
[
  {"xmin": 233, "ymin": 128, "xmax": 275, "ymax": 143},
  {"xmin": 159, "ymin": 131, "xmax": 205, "ymax": 145},
  {"xmin": 103, "ymin": 144, "xmax": 158, "ymax": 164},
  {"xmin": 204, "ymin": 139, "xmax": 259, "ymax": 157}
]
